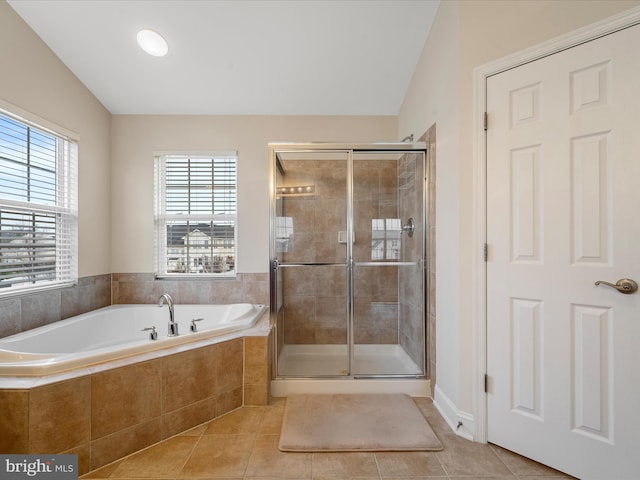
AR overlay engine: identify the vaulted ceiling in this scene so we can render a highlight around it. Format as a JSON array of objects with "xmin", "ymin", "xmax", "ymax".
[{"xmin": 8, "ymin": 0, "xmax": 440, "ymax": 115}]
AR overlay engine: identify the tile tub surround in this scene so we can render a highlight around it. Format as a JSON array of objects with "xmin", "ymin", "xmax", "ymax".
[
  {"xmin": 111, "ymin": 272, "xmax": 270, "ymax": 306},
  {"xmin": 0, "ymin": 274, "xmax": 111, "ymax": 339},
  {"xmin": 0, "ymin": 322, "xmax": 272, "ymax": 475},
  {"xmin": 0, "ymin": 272, "xmax": 269, "ymax": 340}
]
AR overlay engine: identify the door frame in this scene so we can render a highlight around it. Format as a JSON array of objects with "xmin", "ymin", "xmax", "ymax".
[{"xmin": 472, "ymin": 7, "xmax": 640, "ymax": 444}]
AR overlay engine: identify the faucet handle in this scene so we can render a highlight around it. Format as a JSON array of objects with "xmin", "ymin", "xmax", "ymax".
[
  {"xmin": 190, "ymin": 318, "xmax": 204, "ymax": 332},
  {"xmin": 141, "ymin": 326, "xmax": 158, "ymax": 340}
]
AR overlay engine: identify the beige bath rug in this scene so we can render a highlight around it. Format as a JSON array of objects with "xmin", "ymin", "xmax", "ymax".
[{"xmin": 278, "ymin": 393, "xmax": 443, "ymax": 452}]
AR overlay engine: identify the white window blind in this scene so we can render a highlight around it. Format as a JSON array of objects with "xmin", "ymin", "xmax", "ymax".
[
  {"xmin": 0, "ymin": 111, "xmax": 78, "ymax": 295},
  {"xmin": 155, "ymin": 153, "xmax": 237, "ymax": 277}
]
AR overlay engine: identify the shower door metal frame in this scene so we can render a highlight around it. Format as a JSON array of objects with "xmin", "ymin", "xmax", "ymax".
[{"xmin": 269, "ymin": 142, "xmax": 429, "ymax": 380}]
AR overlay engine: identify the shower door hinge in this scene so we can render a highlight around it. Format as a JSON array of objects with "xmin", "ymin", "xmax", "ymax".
[
  {"xmin": 483, "ymin": 243, "xmax": 488, "ymax": 262},
  {"xmin": 483, "ymin": 112, "xmax": 488, "ymax": 131}
]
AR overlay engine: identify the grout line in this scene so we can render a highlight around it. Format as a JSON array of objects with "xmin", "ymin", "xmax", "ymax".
[
  {"xmin": 372, "ymin": 451, "xmax": 383, "ymax": 479},
  {"xmin": 174, "ymin": 432, "xmax": 203, "ymax": 478}
]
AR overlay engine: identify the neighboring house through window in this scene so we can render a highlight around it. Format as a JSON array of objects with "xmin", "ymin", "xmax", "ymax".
[
  {"xmin": 0, "ymin": 108, "xmax": 78, "ymax": 295},
  {"xmin": 155, "ymin": 153, "xmax": 237, "ymax": 277}
]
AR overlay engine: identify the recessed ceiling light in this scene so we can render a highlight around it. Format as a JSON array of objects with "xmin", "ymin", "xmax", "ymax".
[{"xmin": 136, "ymin": 29, "xmax": 168, "ymax": 57}]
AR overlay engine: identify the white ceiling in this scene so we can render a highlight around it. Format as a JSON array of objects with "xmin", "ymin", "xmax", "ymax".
[{"xmin": 8, "ymin": 0, "xmax": 440, "ymax": 116}]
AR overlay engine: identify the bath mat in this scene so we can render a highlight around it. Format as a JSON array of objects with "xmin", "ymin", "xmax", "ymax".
[{"xmin": 279, "ymin": 393, "xmax": 443, "ymax": 452}]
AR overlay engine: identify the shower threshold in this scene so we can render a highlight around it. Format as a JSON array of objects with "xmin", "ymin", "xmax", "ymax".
[
  {"xmin": 277, "ymin": 344, "xmax": 422, "ymax": 377},
  {"xmin": 273, "ymin": 344, "xmax": 430, "ymax": 397}
]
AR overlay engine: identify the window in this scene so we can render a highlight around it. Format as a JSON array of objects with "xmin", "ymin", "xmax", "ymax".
[
  {"xmin": 155, "ymin": 153, "xmax": 237, "ymax": 277},
  {"xmin": 0, "ymin": 110, "xmax": 78, "ymax": 295},
  {"xmin": 371, "ymin": 218, "xmax": 401, "ymax": 260}
]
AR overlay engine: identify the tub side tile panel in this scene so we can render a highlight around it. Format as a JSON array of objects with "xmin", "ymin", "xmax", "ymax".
[
  {"xmin": 244, "ymin": 336, "xmax": 269, "ymax": 406},
  {"xmin": 29, "ymin": 377, "xmax": 91, "ymax": 453},
  {"xmin": 244, "ymin": 384, "xmax": 268, "ymax": 406},
  {"xmin": 90, "ymin": 418, "xmax": 162, "ymax": 471},
  {"xmin": 161, "ymin": 396, "xmax": 216, "ymax": 440},
  {"xmin": 161, "ymin": 345, "xmax": 217, "ymax": 413},
  {"xmin": 0, "ymin": 389, "xmax": 29, "ymax": 453},
  {"xmin": 61, "ymin": 442, "xmax": 90, "ymax": 477},
  {"xmin": 215, "ymin": 338, "xmax": 243, "ymax": 394},
  {"xmin": 91, "ymin": 360, "xmax": 162, "ymax": 439},
  {"xmin": 217, "ymin": 386, "xmax": 243, "ymax": 416}
]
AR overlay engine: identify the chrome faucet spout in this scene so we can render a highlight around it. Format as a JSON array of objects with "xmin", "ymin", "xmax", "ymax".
[{"xmin": 158, "ymin": 293, "xmax": 178, "ymax": 336}]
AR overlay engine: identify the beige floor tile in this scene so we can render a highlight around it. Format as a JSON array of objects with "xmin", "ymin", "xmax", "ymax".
[
  {"xmin": 245, "ymin": 435, "xmax": 312, "ymax": 478},
  {"xmin": 111, "ymin": 436, "xmax": 199, "ymax": 478},
  {"xmin": 511, "ymin": 477, "xmax": 577, "ymax": 480},
  {"xmin": 489, "ymin": 444, "xmax": 574, "ymax": 477},
  {"xmin": 82, "ymin": 404, "xmax": 573, "ymax": 480},
  {"xmin": 312, "ymin": 477, "xmax": 380, "ymax": 480},
  {"xmin": 244, "ymin": 478, "xmax": 308, "ymax": 480},
  {"xmin": 448, "ymin": 477, "xmax": 515, "ymax": 480},
  {"xmin": 81, "ymin": 460, "xmax": 124, "ymax": 478},
  {"xmin": 180, "ymin": 424, "xmax": 208, "ymax": 436},
  {"xmin": 375, "ymin": 451, "xmax": 446, "ymax": 477},
  {"xmin": 383, "ymin": 477, "xmax": 448, "ymax": 480},
  {"xmin": 258, "ymin": 404, "xmax": 285, "ymax": 435},
  {"xmin": 180, "ymin": 434, "xmax": 255, "ymax": 478},
  {"xmin": 268, "ymin": 396, "xmax": 287, "ymax": 407},
  {"xmin": 436, "ymin": 433, "xmax": 512, "ymax": 477},
  {"xmin": 312, "ymin": 452, "xmax": 379, "ymax": 478},
  {"xmin": 203, "ymin": 407, "xmax": 264, "ymax": 435},
  {"xmin": 411, "ymin": 398, "xmax": 451, "ymax": 436}
]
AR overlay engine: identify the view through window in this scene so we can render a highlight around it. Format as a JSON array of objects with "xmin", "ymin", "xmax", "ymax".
[
  {"xmin": 155, "ymin": 153, "xmax": 237, "ymax": 276},
  {"xmin": 0, "ymin": 111, "xmax": 78, "ymax": 294}
]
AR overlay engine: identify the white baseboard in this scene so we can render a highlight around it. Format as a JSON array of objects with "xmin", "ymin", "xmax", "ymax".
[{"xmin": 433, "ymin": 384, "xmax": 476, "ymax": 441}]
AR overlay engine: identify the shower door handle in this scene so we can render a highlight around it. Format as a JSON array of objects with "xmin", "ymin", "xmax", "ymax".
[{"xmin": 402, "ymin": 218, "xmax": 415, "ymax": 238}]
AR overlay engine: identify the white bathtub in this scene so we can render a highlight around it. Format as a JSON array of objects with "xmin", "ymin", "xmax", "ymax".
[{"xmin": 0, "ymin": 303, "xmax": 266, "ymax": 376}]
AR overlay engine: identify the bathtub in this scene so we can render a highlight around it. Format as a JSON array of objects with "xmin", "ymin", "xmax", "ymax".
[{"xmin": 0, "ymin": 303, "xmax": 266, "ymax": 376}]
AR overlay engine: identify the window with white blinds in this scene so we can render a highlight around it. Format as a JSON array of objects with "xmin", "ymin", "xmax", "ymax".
[
  {"xmin": 0, "ymin": 111, "xmax": 78, "ymax": 295},
  {"xmin": 155, "ymin": 153, "xmax": 237, "ymax": 277}
]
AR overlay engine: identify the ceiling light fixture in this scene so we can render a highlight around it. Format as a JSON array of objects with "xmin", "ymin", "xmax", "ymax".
[{"xmin": 136, "ymin": 29, "xmax": 168, "ymax": 57}]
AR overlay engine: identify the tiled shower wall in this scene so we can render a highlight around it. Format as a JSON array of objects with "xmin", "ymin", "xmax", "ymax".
[
  {"xmin": 0, "ymin": 273, "xmax": 269, "ymax": 339},
  {"xmin": 398, "ymin": 152, "xmax": 426, "ymax": 370},
  {"xmin": 353, "ymin": 159, "xmax": 401, "ymax": 345}
]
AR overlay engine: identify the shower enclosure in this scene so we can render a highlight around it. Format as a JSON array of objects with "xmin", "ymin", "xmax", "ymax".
[{"xmin": 269, "ymin": 143, "xmax": 428, "ymax": 379}]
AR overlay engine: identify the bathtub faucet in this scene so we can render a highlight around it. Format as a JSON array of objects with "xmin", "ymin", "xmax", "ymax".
[{"xmin": 158, "ymin": 293, "xmax": 178, "ymax": 336}]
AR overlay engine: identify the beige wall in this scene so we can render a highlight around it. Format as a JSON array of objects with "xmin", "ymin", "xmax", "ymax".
[
  {"xmin": 0, "ymin": 1, "xmax": 111, "ymax": 277},
  {"xmin": 110, "ymin": 115, "xmax": 397, "ymax": 273},
  {"xmin": 399, "ymin": 0, "xmax": 640, "ymax": 422}
]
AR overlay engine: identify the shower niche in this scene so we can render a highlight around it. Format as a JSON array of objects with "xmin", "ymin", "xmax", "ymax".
[{"xmin": 269, "ymin": 143, "xmax": 428, "ymax": 379}]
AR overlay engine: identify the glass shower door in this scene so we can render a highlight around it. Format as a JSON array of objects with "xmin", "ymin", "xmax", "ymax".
[
  {"xmin": 351, "ymin": 151, "xmax": 425, "ymax": 376},
  {"xmin": 273, "ymin": 150, "xmax": 350, "ymax": 376}
]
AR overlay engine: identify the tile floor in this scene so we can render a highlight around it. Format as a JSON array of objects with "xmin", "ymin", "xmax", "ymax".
[{"xmin": 82, "ymin": 397, "xmax": 574, "ymax": 480}]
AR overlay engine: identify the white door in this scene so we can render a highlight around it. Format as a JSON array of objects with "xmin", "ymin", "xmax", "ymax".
[{"xmin": 486, "ymin": 25, "xmax": 640, "ymax": 480}]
